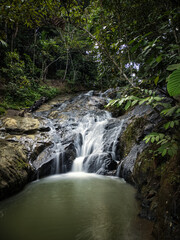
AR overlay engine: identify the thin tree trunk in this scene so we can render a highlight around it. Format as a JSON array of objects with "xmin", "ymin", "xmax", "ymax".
[
  {"xmin": 42, "ymin": 55, "xmax": 63, "ymax": 81},
  {"xmin": 63, "ymin": 48, "xmax": 69, "ymax": 82},
  {"xmin": 69, "ymin": 53, "xmax": 76, "ymax": 82},
  {"xmin": 5, "ymin": 21, "xmax": 8, "ymax": 43},
  {"xmin": 11, "ymin": 22, "xmax": 19, "ymax": 52},
  {"xmin": 33, "ymin": 28, "xmax": 38, "ymax": 77},
  {"xmin": 60, "ymin": 23, "xmax": 70, "ymax": 82}
]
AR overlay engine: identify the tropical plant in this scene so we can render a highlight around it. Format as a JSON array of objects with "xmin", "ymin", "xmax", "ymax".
[{"xmin": 106, "ymin": 63, "xmax": 180, "ymax": 157}]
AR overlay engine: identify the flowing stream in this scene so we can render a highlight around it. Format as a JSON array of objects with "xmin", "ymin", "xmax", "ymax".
[{"xmin": 0, "ymin": 91, "xmax": 153, "ymax": 240}]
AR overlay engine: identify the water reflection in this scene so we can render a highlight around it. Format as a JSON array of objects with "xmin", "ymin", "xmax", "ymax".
[{"xmin": 0, "ymin": 173, "xmax": 153, "ymax": 240}]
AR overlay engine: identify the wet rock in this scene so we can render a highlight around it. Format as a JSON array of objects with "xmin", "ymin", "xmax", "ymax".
[
  {"xmin": 32, "ymin": 140, "xmax": 77, "ymax": 175},
  {"xmin": 62, "ymin": 142, "xmax": 77, "ymax": 172},
  {"xmin": 0, "ymin": 140, "xmax": 34, "ymax": 200},
  {"xmin": 32, "ymin": 145, "xmax": 55, "ymax": 171},
  {"xmin": 0, "ymin": 89, "xmax": 179, "ymax": 240},
  {"xmin": 152, "ymin": 153, "xmax": 180, "ymax": 240},
  {"xmin": 30, "ymin": 141, "xmax": 53, "ymax": 162},
  {"xmin": 115, "ymin": 105, "xmax": 163, "ymax": 183},
  {"xmin": 117, "ymin": 141, "xmax": 147, "ymax": 183},
  {"xmin": 83, "ymin": 153, "xmax": 117, "ymax": 173},
  {"xmin": 1, "ymin": 117, "xmax": 40, "ymax": 134},
  {"xmin": 37, "ymin": 159, "xmax": 56, "ymax": 179},
  {"xmin": 29, "ymin": 97, "xmax": 48, "ymax": 112},
  {"xmin": 103, "ymin": 118, "xmax": 125, "ymax": 157}
]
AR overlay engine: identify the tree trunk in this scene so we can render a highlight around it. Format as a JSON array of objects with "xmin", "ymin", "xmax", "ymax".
[
  {"xmin": 33, "ymin": 28, "xmax": 38, "ymax": 77},
  {"xmin": 63, "ymin": 48, "xmax": 69, "ymax": 82},
  {"xmin": 11, "ymin": 22, "xmax": 19, "ymax": 52},
  {"xmin": 42, "ymin": 55, "xmax": 63, "ymax": 81}
]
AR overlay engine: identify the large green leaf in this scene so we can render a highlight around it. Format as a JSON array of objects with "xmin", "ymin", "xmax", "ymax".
[
  {"xmin": 167, "ymin": 69, "xmax": 180, "ymax": 96},
  {"xmin": 167, "ymin": 63, "xmax": 180, "ymax": 71}
]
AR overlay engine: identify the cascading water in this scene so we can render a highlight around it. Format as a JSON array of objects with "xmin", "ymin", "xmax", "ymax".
[
  {"xmin": 110, "ymin": 119, "xmax": 124, "ymax": 161},
  {"xmin": 72, "ymin": 112, "xmax": 111, "ymax": 172},
  {"xmin": 71, "ymin": 111, "xmax": 124, "ymax": 173},
  {"xmin": 33, "ymin": 91, "xmax": 125, "ymax": 177}
]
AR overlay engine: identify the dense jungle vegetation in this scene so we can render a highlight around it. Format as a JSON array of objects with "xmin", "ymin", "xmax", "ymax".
[{"xmin": 0, "ymin": 0, "xmax": 179, "ymax": 157}]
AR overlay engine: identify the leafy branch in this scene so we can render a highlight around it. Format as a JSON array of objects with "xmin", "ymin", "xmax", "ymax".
[{"xmin": 106, "ymin": 64, "xmax": 180, "ymax": 157}]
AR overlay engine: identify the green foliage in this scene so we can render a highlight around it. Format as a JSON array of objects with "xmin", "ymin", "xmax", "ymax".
[
  {"xmin": 4, "ymin": 83, "xmax": 59, "ymax": 108},
  {"xmin": 106, "ymin": 88, "xmax": 164, "ymax": 111},
  {"xmin": 0, "ymin": 50, "xmax": 59, "ymax": 108},
  {"xmin": 167, "ymin": 68, "xmax": 180, "ymax": 97},
  {"xmin": 0, "ymin": 38, "xmax": 7, "ymax": 47},
  {"xmin": 0, "ymin": 107, "xmax": 6, "ymax": 115},
  {"xmin": 144, "ymin": 133, "xmax": 178, "ymax": 157},
  {"xmin": 82, "ymin": 0, "xmax": 179, "ymax": 88},
  {"xmin": 37, "ymin": 86, "xmax": 59, "ymax": 99},
  {"xmin": 106, "ymin": 84, "xmax": 180, "ymax": 158},
  {"xmin": 23, "ymin": 53, "xmax": 40, "ymax": 78},
  {"xmin": 2, "ymin": 51, "xmax": 30, "ymax": 87},
  {"xmin": 167, "ymin": 64, "xmax": 180, "ymax": 71}
]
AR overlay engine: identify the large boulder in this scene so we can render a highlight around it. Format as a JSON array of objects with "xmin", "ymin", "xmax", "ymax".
[
  {"xmin": 0, "ymin": 140, "xmax": 34, "ymax": 200},
  {"xmin": 83, "ymin": 153, "xmax": 117, "ymax": 174},
  {"xmin": 1, "ymin": 117, "xmax": 40, "ymax": 134},
  {"xmin": 116, "ymin": 104, "xmax": 162, "ymax": 182},
  {"xmin": 32, "ymin": 140, "xmax": 77, "ymax": 177}
]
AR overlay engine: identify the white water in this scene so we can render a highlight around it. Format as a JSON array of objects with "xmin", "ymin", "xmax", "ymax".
[
  {"xmin": 72, "ymin": 112, "xmax": 111, "ymax": 172},
  {"xmin": 111, "ymin": 119, "xmax": 124, "ymax": 160},
  {"xmin": 72, "ymin": 112, "xmax": 124, "ymax": 172}
]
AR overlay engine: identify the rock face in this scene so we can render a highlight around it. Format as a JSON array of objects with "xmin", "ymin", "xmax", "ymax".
[
  {"xmin": 0, "ymin": 140, "xmax": 33, "ymax": 199},
  {"xmin": 116, "ymin": 104, "xmax": 162, "ymax": 182},
  {"xmin": 0, "ymin": 113, "xmax": 56, "ymax": 200},
  {"xmin": 83, "ymin": 153, "xmax": 117, "ymax": 174},
  {"xmin": 132, "ymin": 146, "xmax": 180, "ymax": 240},
  {"xmin": 2, "ymin": 117, "xmax": 40, "ymax": 134}
]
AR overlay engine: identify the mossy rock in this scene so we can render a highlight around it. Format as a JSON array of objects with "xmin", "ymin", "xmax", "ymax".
[
  {"xmin": 153, "ymin": 153, "xmax": 180, "ymax": 239},
  {"xmin": 2, "ymin": 116, "xmax": 40, "ymax": 134},
  {"xmin": 132, "ymin": 142, "xmax": 180, "ymax": 239},
  {"xmin": 0, "ymin": 140, "xmax": 34, "ymax": 200},
  {"xmin": 119, "ymin": 116, "xmax": 147, "ymax": 158}
]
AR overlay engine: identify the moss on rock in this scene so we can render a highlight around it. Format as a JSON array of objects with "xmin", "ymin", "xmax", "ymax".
[
  {"xmin": 0, "ymin": 140, "xmax": 34, "ymax": 200},
  {"xmin": 119, "ymin": 116, "xmax": 147, "ymax": 158},
  {"xmin": 2, "ymin": 116, "xmax": 40, "ymax": 134},
  {"xmin": 132, "ymin": 143, "xmax": 180, "ymax": 239},
  {"xmin": 152, "ymin": 153, "xmax": 180, "ymax": 239}
]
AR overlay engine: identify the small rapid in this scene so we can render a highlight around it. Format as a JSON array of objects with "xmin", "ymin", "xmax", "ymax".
[
  {"xmin": 33, "ymin": 91, "xmax": 125, "ymax": 176},
  {"xmin": 72, "ymin": 112, "xmax": 111, "ymax": 172}
]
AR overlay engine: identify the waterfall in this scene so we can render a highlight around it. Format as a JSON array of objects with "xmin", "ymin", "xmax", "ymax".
[
  {"xmin": 111, "ymin": 119, "xmax": 124, "ymax": 161},
  {"xmin": 72, "ymin": 112, "xmax": 124, "ymax": 173},
  {"xmin": 33, "ymin": 91, "xmax": 125, "ymax": 177},
  {"xmin": 72, "ymin": 112, "xmax": 111, "ymax": 172}
]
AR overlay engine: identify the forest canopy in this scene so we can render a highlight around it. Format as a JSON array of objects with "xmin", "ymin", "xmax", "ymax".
[{"xmin": 0, "ymin": 0, "xmax": 179, "ymax": 109}]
